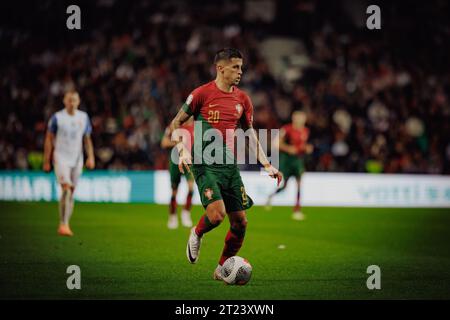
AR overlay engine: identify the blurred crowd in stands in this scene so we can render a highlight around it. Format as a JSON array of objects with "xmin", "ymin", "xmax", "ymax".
[{"xmin": 1, "ymin": 0, "xmax": 449, "ymax": 173}]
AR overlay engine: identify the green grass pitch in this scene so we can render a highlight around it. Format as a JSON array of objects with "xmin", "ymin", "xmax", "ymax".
[{"xmin": 1, "ymin": 202, "xmax": 450, "ymax": 299}]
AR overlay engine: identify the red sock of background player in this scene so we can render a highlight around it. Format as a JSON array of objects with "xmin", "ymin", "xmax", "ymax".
[
  {"xmin": 293, "ymin": 189, "xmax": 301, "ymax": 212},
  {"xmin": 170, "ymin": 195, "xmax": 177, "ymax": 215},
  {"xmin": 184, "ymin": 191, "xmax": 193, "ymax": 211},
  {"xmin": 219, "ymin": 227, "xmax": 246, "ymax": 266},
  {"xmin": 195, "ymin": 214, "xmax": 219, "ymax": 237}
]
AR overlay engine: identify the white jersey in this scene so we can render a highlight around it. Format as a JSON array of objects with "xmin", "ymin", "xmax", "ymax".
[{"xmin": 48, "ymin": 109, "xmax": 92, "ymax": 167}]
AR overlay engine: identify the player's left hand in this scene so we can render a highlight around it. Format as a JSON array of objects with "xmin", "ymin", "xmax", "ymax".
[
  {"xmin": 43, "ymin": 161, "xmax": 51, "ymax": 172},
  {"xmin": 178, "ymin": 146, "xmax": 192, "ymax": 174},
  {"xmin": 265, "ymin": 165, "xmax": 283, "ymax": 187},
  {"xmin": 86, "ymin": 157, "xmax": 95, "ymax": 169}
]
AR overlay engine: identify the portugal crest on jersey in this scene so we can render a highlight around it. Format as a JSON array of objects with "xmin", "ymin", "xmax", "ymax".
[
  {"xmin": 204, "ymin": 188, "xmax": 214, "ymax": 200},
  {"xmin": 235, "ymin": 104, "xmax": 243, "ymax": 117}
]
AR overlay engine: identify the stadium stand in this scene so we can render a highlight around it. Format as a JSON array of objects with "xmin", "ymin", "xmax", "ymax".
[{"xmin": 0, "ymin": 0, "xmax": 448, "ymax": 173}]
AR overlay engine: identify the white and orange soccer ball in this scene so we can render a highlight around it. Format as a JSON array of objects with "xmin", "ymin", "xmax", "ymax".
[{"xmin": 220, "ymin": 256, "xmax": 252, "ymax": 285}]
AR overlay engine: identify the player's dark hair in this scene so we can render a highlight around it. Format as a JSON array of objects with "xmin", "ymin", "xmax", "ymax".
[{"xmin": 214, "ymin": 48, "xmax": 243, "ymax": 64}]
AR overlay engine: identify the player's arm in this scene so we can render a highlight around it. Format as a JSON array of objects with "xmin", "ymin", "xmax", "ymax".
[
  {"xmin": 305, "ymin": 143, "xmax": 314, "ymax": 154},
  {"xmin": 83, "ymin": 115, "xmax": 95, "ymax": 169},
  {"xmin": 245, "ymin": 124, "xmax": 282, "ymax": 186},
  {"xmin": 161, "ymin": 135, "xmax": 177, "ymax": 149},
  {"xmin": 304, "ymin": 131, "xmax": 314, "ymax": 154},
  {"xmin": 43, "ymin": 115, "xmax": 58, "ymax": 172},
  {"xmin": 240, "ymin": 95, "xmax": 282, "ymax": 185},
  {"xmin": 84, "ymin": 135, "xmax": 95, "ymax": 169},
  {"xmin": 160, "ymin": 128, "xmax": 177, "ymax": 149},
  {"xmin": 169, "ymin": 107, "xmax": 192, "ymax": 173},
  {"xmin": 43, "ymin": 131, "xmax": 54, "ymax": 172},
  {"xmin": 169, "ymin": 106, "xmax": 191, "ymax": 133}
]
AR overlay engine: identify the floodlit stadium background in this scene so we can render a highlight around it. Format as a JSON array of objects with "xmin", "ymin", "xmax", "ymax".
[
  {"xmin": 1, "ymin": 0, "xmax": 449, "ymax": 206},
  {"xmin": 0, "ymin": 0, "xmax": 450, "ymax": 300}
]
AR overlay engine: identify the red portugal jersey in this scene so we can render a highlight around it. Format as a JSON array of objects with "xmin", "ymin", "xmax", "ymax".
[
  {"xmin": 182, "ymin": 81, "xmax": 254, "ymax": 165},
  {"xmin": 281, "ymin": 124, "xmax": 310, "ymax": 156}
]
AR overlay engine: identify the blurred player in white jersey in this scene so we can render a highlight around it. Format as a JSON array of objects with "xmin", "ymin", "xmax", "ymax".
[{"xmin": 43, "ymin": 90, "xmax": 95, "ymax": 236}]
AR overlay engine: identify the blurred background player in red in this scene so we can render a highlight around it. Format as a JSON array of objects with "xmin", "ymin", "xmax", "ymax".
[
  {"xmin": 266, "ymin": 110, "xmax": 313, "ymax": 221},
  {"xmin": 160, "ymin": 117, "xmax": 195, "ymax": 229}
]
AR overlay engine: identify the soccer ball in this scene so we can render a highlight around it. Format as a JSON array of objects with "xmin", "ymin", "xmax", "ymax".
[{"xmin": 221, "ymin": 256, "xmax": 252, "ymax": 285}]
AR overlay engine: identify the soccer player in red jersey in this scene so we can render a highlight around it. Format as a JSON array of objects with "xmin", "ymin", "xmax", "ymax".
[
  {"xmin": 266, "ymin": 110, "xmax": 313, "ymax": 220},
  {"xmin": 161, "ymin": 118, "xmax": 195, "ymax": 229},
  {"xmin": 168, "ymin": 48, "xmax": 282, "ymax": 280}
]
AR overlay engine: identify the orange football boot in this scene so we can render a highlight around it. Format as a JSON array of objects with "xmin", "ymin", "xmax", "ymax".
[{"xmin": 58, "ymin": 224, "xmax": 74, "ymax": 237}]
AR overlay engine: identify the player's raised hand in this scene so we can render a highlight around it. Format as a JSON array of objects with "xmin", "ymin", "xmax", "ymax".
[
  {"xmin": 178, "ymin": 147, "xmax": 192, "ymax": 174},
  {"xmin": 86, "ymin": 156, "xmax": 95, "ymax": 169},
  {"xmin": 265, "ymin": 165, "xmax": 283, "ymax": 187},
  {"xmin": 43, "ymin": 161, "xmax": 51, "ymax": 172}
]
